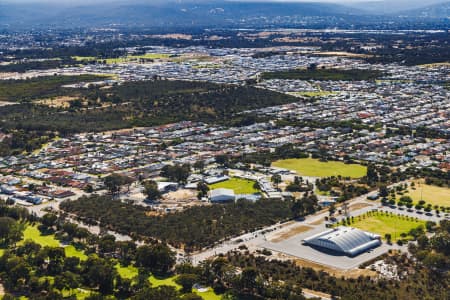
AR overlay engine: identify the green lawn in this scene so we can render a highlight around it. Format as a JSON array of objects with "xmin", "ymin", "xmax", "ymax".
[
  {"xmin": 116, "ymin": 263, "xmax": 139, "ymax": 280},
  {"xmin": 132, "ymin": 53, "xmax": 170, "ymax": 60},
  {"xmin": 288, "ymin": 91, "xmax": 336, "ymax": 97},
  {"xmin": 64, "ymin": 245, "xmax": 88, "ymax": 261},
  {"xmin": 401, "ymin": 181, "xmax": 450, "ymax": 207},
  {"xmin": 61, "ymin": 288, "xmax": 91, "ymax": 299},
  {"xmin": 114, "ymin": 265, "xmax": 221, "ymax": 300},
  {"xmin": 193, "ymin": 288, "xmax": 222, "ymax": 300},
  {"xmin": 72, "ymin": 56, "xmax": 96, "ymax": 61},
  {"xmin": 148, "ymin": 275, "xmax": 222, "ymax": 300},
  {"xmin": 209, "ymin": 177, "xmax": 259, "ymax": 194},
  {"xmin": 272, "ymin": 158, "xmax": 367, "ymax": 178},
  {"xmin": 20, "ymin": 225, "xmax": 87, "ymax": 260},
  {"xmin": 350, "ymin": 212, "xmax": 425, "ymax": 240},
  {"xmin": 73, "ymin": 53, "xmax": 170, "ymax": 64},
  {"xmin": 149, "ymin": 275, "xmax": 181, "ymax": 289},
  {"xmin": 21, "ymin": 225, "xmax": 60, "ymax": 247},
  {"xmin": 315, "ymin": 188, "xmax": 330, "ymax": 196}
]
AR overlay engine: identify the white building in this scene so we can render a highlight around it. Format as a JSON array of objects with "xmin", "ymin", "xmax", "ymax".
[
  {"xmin": 209, "ymin": 188, "xmax": 235, "ymax": 203},
  {"xmin": 302, "ymin": 226, "xmax": 381, "ymax": 257}
]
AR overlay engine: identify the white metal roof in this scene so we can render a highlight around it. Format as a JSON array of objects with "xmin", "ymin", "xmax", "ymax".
[{"xmin": 303, "ymin": 226, "xmax": 381, "ymax": 256}]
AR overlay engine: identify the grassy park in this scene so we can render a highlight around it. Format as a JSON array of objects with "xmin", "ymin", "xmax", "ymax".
[
  {"xmin": 115, "ymin": 264, "xmax": 221, "ymax": 300},
  {"xmin": 73, "ymin": 53, "xmax": 171, "ymax": 64},
  {"xmin": 209, "ymin": 177, "xmax": 260, "ymax": 194},
  {"xmin": 401, "ymin": 181, "xmax": 449, "ymax": 207},
  {"xmin": 115, "ymin": 263, "xmax": 139, "ymax": 279},
  {"xmin": 288, "ymin": 91, "xmax": 336, "ymax": 97},
  {"xmin": 349, "ymin": 211, "xmax": 426, "ymax": 240},
  {"xmin": 272, "ymin": 158, "xmax": 367, "ymax": 178},
  {"xmin": 20, "ymin": 225, "xmax": 87, "ymax": 260}
]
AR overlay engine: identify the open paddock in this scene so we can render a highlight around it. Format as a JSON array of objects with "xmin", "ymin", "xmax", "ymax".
[
  {"xmin": 272, "ymin": 158, "xmax": 367, "ymax": 178},
  {"xmin": 401, "ymin": 181, "xmax": 449, "ymax": 208}
]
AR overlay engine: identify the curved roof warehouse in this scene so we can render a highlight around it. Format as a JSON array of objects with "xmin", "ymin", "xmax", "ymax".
[{"xmin": 302, "ymin": 226, "xmax": 381, "ymax": 257}]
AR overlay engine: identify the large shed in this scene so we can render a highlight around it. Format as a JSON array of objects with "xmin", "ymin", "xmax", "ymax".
[
  {"xmin": 302, "ymin": 226, "xmax": 381, "ymax": 257},
  {"xmin": 209, "ymin": 188, "xmax": 235, "ymax": 203}
]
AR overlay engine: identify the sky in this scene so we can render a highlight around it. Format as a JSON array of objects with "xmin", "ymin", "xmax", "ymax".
[
  {"xmin": 4, "ymin": 0, "xmax": 380, "ymax": 3},
  {"xmin": 3, "ymin": 0, "xmax": 447, "ymax": 5}
]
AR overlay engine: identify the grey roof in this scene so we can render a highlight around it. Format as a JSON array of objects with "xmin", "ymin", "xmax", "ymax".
[
  {"xmin": 303, "ymin": 227, "xmax": 381, "ymax": 256},
  {"xmin": 210, "ymin": 188, "xmax": 235, "ymax": 198}
]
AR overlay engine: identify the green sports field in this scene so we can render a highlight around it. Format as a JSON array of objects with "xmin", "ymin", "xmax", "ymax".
[
  {"xmin": 272, "ymin": 158, "xmax": 367, "ymax": 178},
  {"xmin": 209, "ymin": 177, "xmax": 259, "ymax": 194},
  {"xmin": 350, "ymin": 212, "xmax": 425, "ymax": 240},
  {"xmin": 401, "ymin": 181, "xmax": 450, "ymax": 207}
]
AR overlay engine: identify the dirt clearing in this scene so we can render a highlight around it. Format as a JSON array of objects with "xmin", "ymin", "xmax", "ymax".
[{"xmin": 270, "ymin": 225, "xmax": 312, "ymax": 243}]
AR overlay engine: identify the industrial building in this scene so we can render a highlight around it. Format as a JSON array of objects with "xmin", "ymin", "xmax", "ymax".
[
  {"xmin": 209, "ymin": 188, "xmax": 235, "ymax": 203},
  {"xmin": 302, "ymin": 226, "xmax": 381, "ymax": 257}
]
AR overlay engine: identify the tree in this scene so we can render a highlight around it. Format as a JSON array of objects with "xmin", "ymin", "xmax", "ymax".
[
  {"xmin": 7, "ymin": 257, "xmax": 31, "ymax": 286},
  {"xmin": 132, "ymin": 286, "xmax": 179, "ymax": 300},
  {"xmin": 239, "ymin": 267, "xmax": 259, "ymax": 293},
  {"xmin": 104, "ymin": 173, "xmax": 128, "ymax": 197},
  {"xmin": 74, "ymin": 227, "xmax": 90, "ymax": 241},
  {"xmin": 366, "ymin": 164, "xmax": 379, "ymax": 185},
  {"xmin": 385, "ymin": 233, "xmax": 392, "ymax": 244},
  {"xmin": 197, "ymin": 182, "xmax": 209, "ymax": 199},
  {"xmin": 116, "ymin": 241, "xmax": 137, "ymax": 264},
  {"xmin": 69, "ymin": 99, "xmax": 83, "ymax": 109},
  {"xmin": 182, "ymin": 294, "xmax": 203, "ymax": 300},
  {"xmin": 425, "ymin": 221, "xmax": 436, "ymax": 232},
  {"xmin": 215, "ymin": 154, "xmax": 229, "ymax": 166},
  {"xmin": 430, "ymin": 232, "xmax": 450, "ymax": 255},
  {"xmin": 379, "ymin": 185, "xmax": 389, "ymax": 198},
  {"xmin": 161, "ymin": 164, "xmax": 191, "ymax": 183},
  {"xmin": 328, "ymin": 203, "xmax": 336, "ymax": 216},
  {"xmin": 143, "ymin": 180, "xmax": 161, "ymax": 201},
  {"xmin": 136, "ymin": 244, "xmax": 176, "ymax": 274},
  {"xmin": 54, "ymin": 271, "xmax": 80, "ymax": 294},
  {"xmin": 399, "ymin": 196, "xmax": 413, "ymax": 203},
  {"xmin": 271, "ymin": 174, "xmax": 282, "ymax": 188},
  {"xmin": 193, "ymin": 160, "xmax": 205, "ymax": 171},
  {"xmin": 116, "ymin": 276, "xmax": 133, "ymax": 297},
  {"xmin": 63, "ymin": 257, "xmax": 81, "ymax": 273},
  {"xmin": 175, "ymin": 273, "xmax": 199, "ymax": 293},
  {"xmin": 84, "ymin": 184, "xmax": 94, "ymax": 193},
  {"xmin": 423, "ymin": 252, "xmax": 449, "ymax": 270},
  {"xmin": 83, "ymin": 256, "xmax": 116, "ymax": 294},
  {"xmin": 0, "ymin": 217, "xmax": 23, "ymax": 246},
  {"xmin": 98, "ymin": 234, "xmax": 116, "ymax": 254},
  {"xmin": 62, "ymin": 222, "xmax": 78, "ymax": 238},
  {"xmin": 41, "ymin": 213, "xmax": 58, "ymax": 230},
  {"xmin": 307, "ymin": 63, "xmax": 318, "ymax": 71},
  {"xmin": 291, "ymin": 200, "xmax": 305, "ymax": 218}
]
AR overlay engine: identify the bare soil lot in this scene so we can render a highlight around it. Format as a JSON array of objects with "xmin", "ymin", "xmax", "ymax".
[{"xmin": 270, "ymin": 225, "xmax": 313, "ymax": 243}]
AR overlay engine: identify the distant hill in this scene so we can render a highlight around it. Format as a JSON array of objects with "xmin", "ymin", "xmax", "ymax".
[
  {"xmin": 398, "ymin": 1, "xmax": 450, "ymax": 18},
  {"xmin": 347, "ymin": 0, "xmax": 449, "ymax": 14},
  {"xmin": 1, "ymin": 0, "xmax": 448, "ymax": 30},
  {"xmin": 0, "ymin": 1, "xmax": 363, "ymax": 29}
]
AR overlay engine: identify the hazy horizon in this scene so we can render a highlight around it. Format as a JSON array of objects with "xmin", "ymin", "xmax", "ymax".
[{"xmin": 3, "ymin": 0, "xmax": 447, "ymax": 3}]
